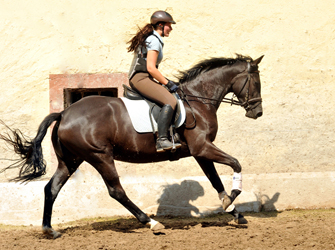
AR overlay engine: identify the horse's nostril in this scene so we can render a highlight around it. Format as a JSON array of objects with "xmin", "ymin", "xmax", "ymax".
[{"xmin": 257, "ymin": 111, "xmax": 263, "ymax": 117}]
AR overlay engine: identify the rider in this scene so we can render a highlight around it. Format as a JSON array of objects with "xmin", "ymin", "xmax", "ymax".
[{"xmin": 127, "ymin": 10, "xmax": 181, "ymax": 152}]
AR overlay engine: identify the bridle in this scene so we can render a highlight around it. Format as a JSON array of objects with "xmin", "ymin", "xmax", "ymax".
[
  {"xmin": 180, "ymin": 62, "xmax": 262, "ymax": 109},
  {"xmin": 179, "ymin": 62, "xmax": 262, "ymax": 128},
  {"xmin": 233, "ymin": 62, "xmax": 262, "ymax": 111}
]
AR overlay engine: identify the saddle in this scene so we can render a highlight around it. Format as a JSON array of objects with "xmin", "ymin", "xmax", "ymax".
[{"xmin": 121, "ymin": 84, "xmax": 186, "ymax": 134}]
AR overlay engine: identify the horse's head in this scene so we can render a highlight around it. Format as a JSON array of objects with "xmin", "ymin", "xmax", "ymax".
[{"xmin": 231, "ymin": 55, "xmax": 264, "ymax": 119}]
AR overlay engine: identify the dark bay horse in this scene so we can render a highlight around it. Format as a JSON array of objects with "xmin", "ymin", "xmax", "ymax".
[{"xmin": 0, "ymin": 54, "xmax": 264, "ymax": 238}]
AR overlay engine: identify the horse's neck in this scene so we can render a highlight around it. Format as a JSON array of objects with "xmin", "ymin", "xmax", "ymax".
[{"xmin": 182, "ymin": 66, "xmax": 237, "ymax": 109}]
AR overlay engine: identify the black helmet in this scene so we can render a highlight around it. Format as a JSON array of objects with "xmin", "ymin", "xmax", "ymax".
[{"xmin": 150, "ymin": 11, "xmax": 176, "ymax": 25}]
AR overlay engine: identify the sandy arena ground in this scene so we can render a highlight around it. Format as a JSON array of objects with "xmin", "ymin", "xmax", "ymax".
[{"xmin": 1, "ymin": 209, "xmax": 335, "ymax": 250}]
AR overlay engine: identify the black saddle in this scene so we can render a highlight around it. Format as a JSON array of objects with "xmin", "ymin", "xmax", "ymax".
[{"xmin": 123, "ymin": 84, "xmax": 145, "ymax": 101}]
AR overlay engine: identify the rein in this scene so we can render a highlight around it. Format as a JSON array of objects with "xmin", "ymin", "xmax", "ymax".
[
  {"xmin": 179, "ymin": 62, "xmax": 262, "ymax": 128},
  {"xmin": 180, "ymin": 92, "xmax": 243, "ymax": 106}
]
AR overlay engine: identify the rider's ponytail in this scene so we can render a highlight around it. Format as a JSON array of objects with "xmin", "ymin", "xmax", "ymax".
[{"xmin": 127, "ymin": 24, "xmax": 154, "ymax": 53}]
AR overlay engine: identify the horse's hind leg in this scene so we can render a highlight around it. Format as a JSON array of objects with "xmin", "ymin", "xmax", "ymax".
[
  {"xmin": 42, "ymin": 155, "xmax": 82, "ymax": 238},
  {"xmin": 93, "ymin": 156, "xmax": 164, "ymax": 231}
]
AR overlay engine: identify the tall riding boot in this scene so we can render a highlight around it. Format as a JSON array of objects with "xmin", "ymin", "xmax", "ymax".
[{"xmin": 156, "ymin": 104, "xmax": 175, "ymax": 152}]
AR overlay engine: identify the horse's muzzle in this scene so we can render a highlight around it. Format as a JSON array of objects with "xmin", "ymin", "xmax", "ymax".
[{"xmin": 245, "ymin": 102, "xmax": 263, "ymax": 119}]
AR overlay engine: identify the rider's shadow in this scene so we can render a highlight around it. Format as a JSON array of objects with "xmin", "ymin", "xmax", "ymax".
[{"xmin": 156, "ymin": 180, "xmax": 205, "ymax": 217}]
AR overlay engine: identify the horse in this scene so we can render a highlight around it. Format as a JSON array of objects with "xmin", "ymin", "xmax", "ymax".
[{"xmin": 0, "ymin": 54, "xmax": 264, "ymax": 238}]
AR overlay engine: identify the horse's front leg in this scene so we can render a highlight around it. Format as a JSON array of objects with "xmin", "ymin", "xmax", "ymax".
[
  {"xmin": 195, "ymin": 157, "xmax": 236, "ymax": 205},
  {"xmin": 195, "ymin": 158, "xmax": 228, "ymax": 205},
  {"xmin": 190, "ymin": 139, "xmax": 243, "ymax": 199},
  {"xmin": 195, "ymin": 157, "xmax": 247, "ymax": 224}
]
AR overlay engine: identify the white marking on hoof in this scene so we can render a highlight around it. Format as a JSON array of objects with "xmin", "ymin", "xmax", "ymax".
[
  {"xmin": 42, "ymin": 226, "xmax": 62, "ymax": 239},
  {"xmin": 148, "ymin": 218, "xmax": 165, "ymax": 231},
  {"xmin": 226, "ymin": 204, "xmax": 235, "ymax": 212}
]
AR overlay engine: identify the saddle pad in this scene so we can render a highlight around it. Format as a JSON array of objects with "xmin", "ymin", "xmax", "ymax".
[{"xmin": 120, "ymin": 97, "xmax": 186, "ymax": 133}]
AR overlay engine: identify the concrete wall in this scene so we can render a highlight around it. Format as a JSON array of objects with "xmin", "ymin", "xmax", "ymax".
[{"xmin": 0, "ymin": 0, "xmax": 334, "ymax": 225}]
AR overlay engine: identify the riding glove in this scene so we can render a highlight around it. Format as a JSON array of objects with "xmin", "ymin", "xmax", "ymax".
[{"xmin": 166, "ymin": 80, "xmax": 179, "ymax": 93}]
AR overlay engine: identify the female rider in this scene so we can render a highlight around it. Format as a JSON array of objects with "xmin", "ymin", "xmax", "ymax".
[{"xmin": 127, "ymin": 11, "xmax": 181, "ymax": 152}]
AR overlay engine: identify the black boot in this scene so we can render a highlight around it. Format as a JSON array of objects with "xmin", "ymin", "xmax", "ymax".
[{"xmin": 156, "ymin": 105, "xmax": 175, "ymax": 152}]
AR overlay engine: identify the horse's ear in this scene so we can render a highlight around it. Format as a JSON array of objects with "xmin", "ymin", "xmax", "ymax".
[{"xmin": 253, "ymin": 55, "xmax": 264, "ymax": 65}]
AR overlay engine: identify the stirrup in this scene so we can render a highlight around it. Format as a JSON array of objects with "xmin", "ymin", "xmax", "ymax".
[
  {"xmin": 170, "ymin": 128, "xmax": 181, "ymax": 152},
  {"xmin": 173, "ymin": 133, "xmax": 182, "ymax": 148}
]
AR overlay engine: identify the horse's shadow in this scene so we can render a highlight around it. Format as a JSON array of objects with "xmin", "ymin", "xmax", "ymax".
[
  {"xmin": 232, "ymin": 192, "xmax": 281, "ymax": 218},
  {"xmin": 155, "ymin": 180, "xmax": 281, "ymax": 217},
  {"xmin": 258, "ymin": 192, "xmax": 281, "ymax": 212},
  {"xmin": 57, "ymin": 217, "xmax": 146, "ymax": 235},
  {"xmin": 57, "ymin": 182, "xmax": 280, "ymax": 235},
  {"xmin": 57, "ymin": 215, "xmax": 239, "ymax": 236}
]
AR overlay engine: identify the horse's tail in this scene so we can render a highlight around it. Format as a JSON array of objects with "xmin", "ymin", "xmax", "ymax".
[{"xmin": 0, "ymin": 112, "xmax": 62, "ymax": 183}]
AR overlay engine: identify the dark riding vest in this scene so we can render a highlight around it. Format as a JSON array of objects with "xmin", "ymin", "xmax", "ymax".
[{"xmin": 128, "ymin": 31, "xmax": 164, "ymax": 79}]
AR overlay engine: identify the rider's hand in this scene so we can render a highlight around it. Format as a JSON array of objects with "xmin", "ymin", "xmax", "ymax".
[{"xmin": 166, "ymin": 80, "xmax": 179, "ymax": 93}]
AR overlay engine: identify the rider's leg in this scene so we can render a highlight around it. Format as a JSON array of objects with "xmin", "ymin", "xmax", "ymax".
[
  {"xmin": 130, "ymin": 73, "xmax": 177, "ymax": 108},
  {"xmin": 156, "ymin": 104, "xmax": 174, "ymax": 152},
  {"xmin": 130, "ymin": 73, "xmax": 181, "ymax": 152}
]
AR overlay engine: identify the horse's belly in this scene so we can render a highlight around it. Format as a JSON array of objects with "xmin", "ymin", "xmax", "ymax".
[{"xmin": 113, "ymin": 148, "xmax": 187, "ymax": 163}]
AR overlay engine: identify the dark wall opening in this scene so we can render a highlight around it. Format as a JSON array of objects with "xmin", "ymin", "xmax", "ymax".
[{"xmin": 63, "ymin": 87, "xmax": 118, "ymax": 109}]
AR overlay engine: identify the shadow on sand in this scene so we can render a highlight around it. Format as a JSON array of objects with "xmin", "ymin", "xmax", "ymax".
[{"xmin": 55, "ymin": 181, "xmax": 280, "ymax": 236}]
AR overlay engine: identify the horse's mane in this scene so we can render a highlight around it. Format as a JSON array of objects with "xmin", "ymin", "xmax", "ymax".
[{"xmin": 177, "ymin": 54, "xmax": 252, "ymax": 84}]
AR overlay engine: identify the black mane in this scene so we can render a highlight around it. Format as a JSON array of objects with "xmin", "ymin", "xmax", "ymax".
[{"xmin": 177, "ymin": 54, "xmax": 252, "ymax": 84}]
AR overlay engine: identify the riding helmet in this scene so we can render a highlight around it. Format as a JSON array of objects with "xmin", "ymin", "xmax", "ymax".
[{"xmin": 150, "ymin": 11, "xmax": 176, "ymax": 25}]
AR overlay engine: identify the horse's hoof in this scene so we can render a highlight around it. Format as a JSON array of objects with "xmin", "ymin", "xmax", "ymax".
[
  {"xmin": 235, "ymin": 215, "xmax": 248, "ymax": 225},
  {"xmin": 148, "ymin": 218, "xmax": 165, "ymax": 231},
  {"xmin": 42, "ymin": 226, "xmax": 62, "ymax": 239},
  {"xmin": 222, "ymin": 193, "xmax": 232, "ymax": 211}
]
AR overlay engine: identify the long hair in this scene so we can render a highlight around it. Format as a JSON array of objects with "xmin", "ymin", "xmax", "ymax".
[
  {"xmin": 127, "ymin": 24, "xmax": 154, "ymax": 53},
  {"xmin": 0, "ymin": 113, "xmax": 62, "ymax": 182}
]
